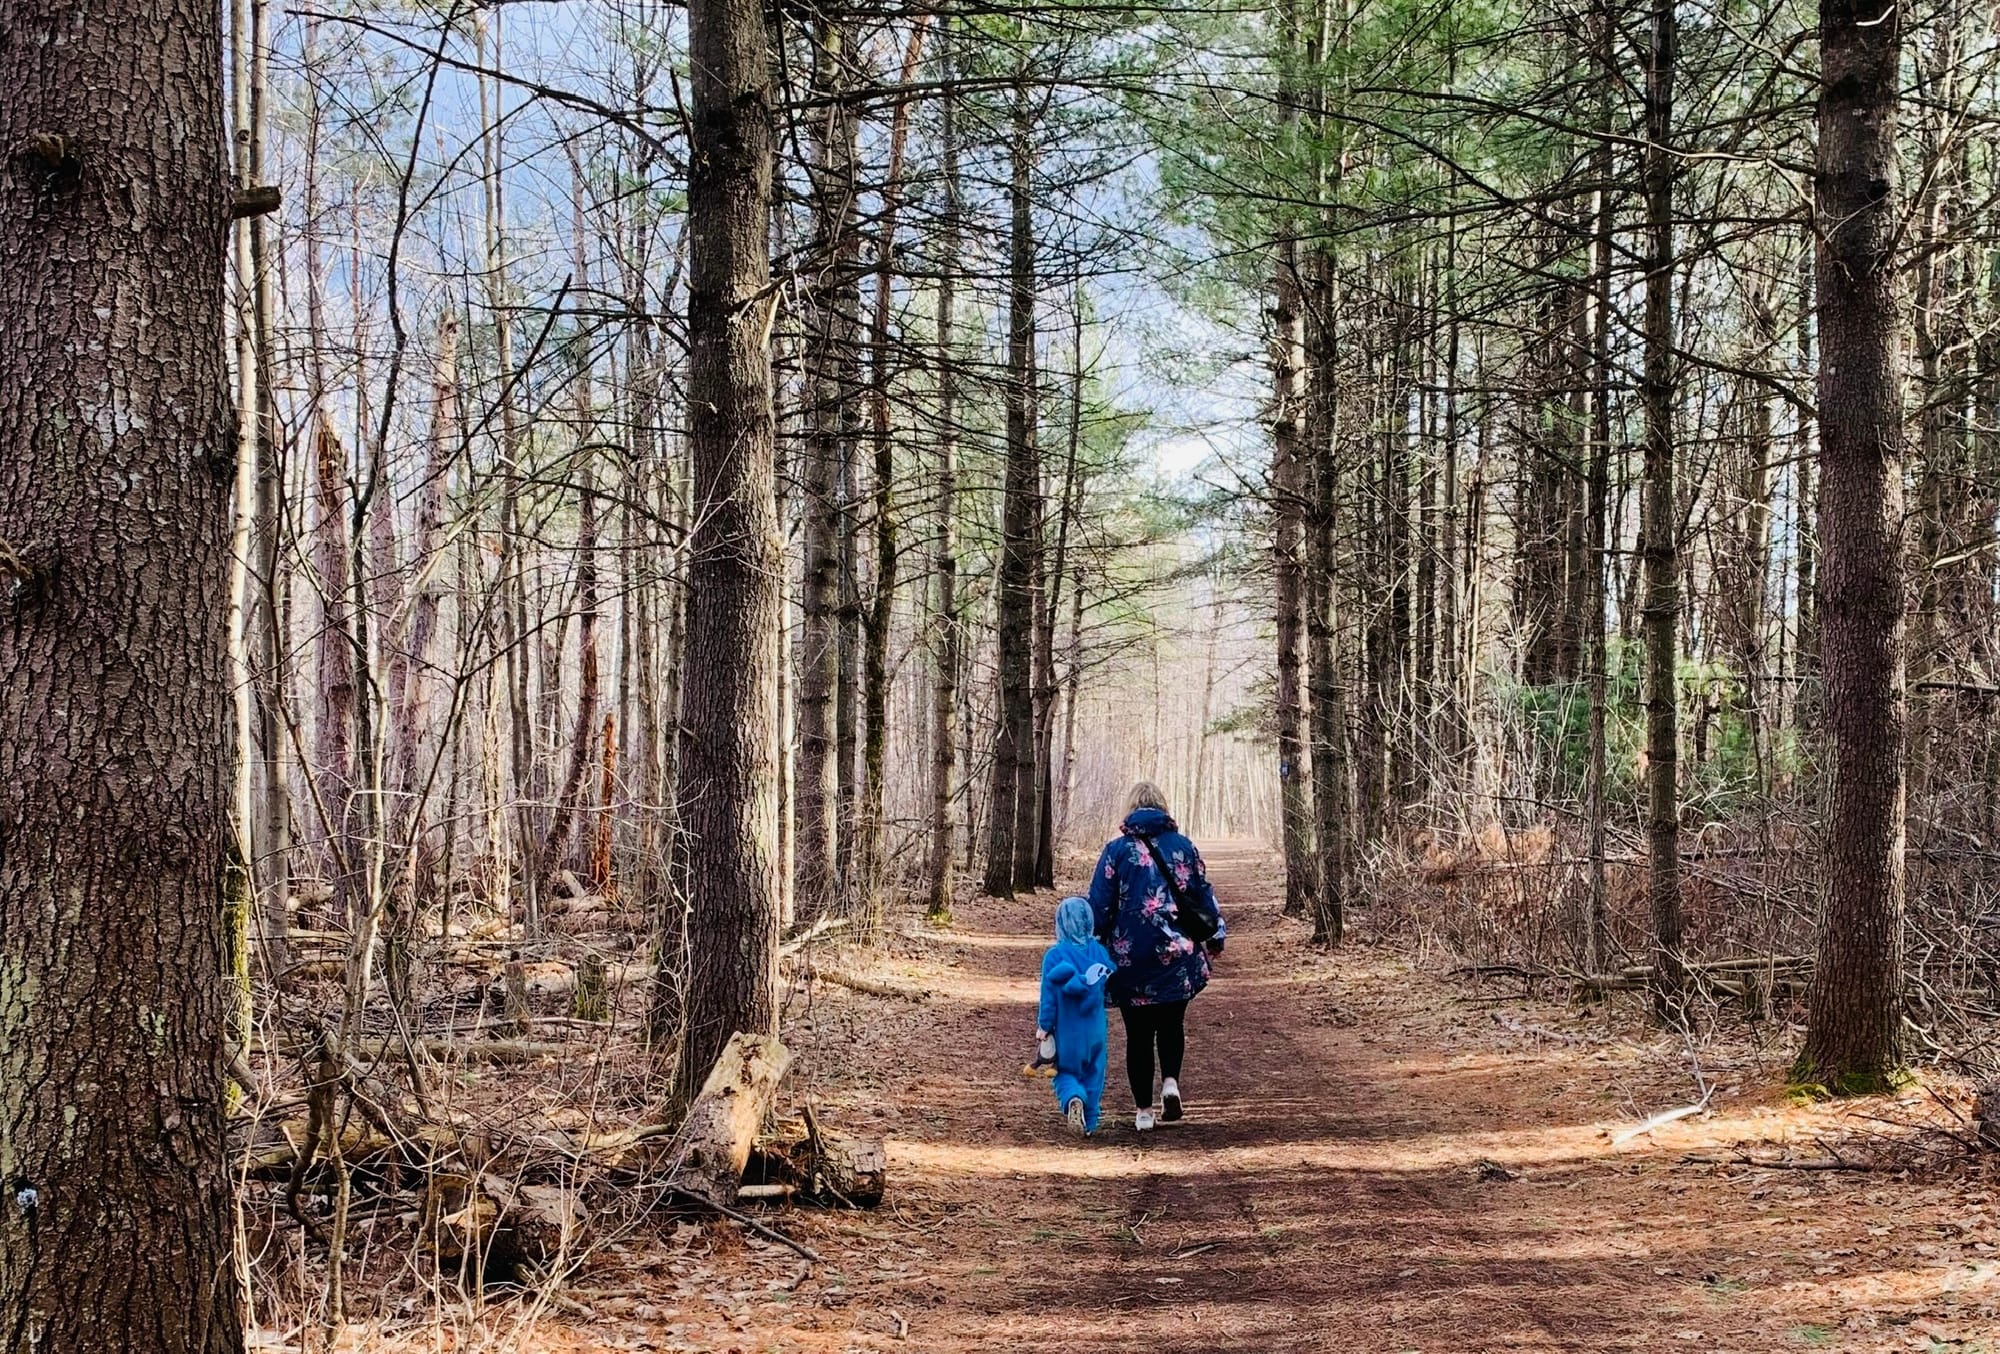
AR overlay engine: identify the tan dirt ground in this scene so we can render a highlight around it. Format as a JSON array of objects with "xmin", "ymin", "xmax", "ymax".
[{"xmin": 331, "ymin": 840, "xmax": 2000, "ymax": 1353}]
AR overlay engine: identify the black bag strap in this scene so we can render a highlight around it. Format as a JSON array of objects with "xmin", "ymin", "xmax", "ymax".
[
  {"xmin": 1128, "ymin": 828, "xmax": 1188, "ymax": 909},
  {"xmin": 1127, "ymin": 828, "xmax": 1217, "ymax": 943}
]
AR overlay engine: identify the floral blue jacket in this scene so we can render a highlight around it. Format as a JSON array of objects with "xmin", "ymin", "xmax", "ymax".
[{"xmin": 1086, "ymin": 808, "xmax": 1226, "ymax": 1008}]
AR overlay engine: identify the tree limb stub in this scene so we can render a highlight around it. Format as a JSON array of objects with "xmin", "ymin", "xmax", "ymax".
[{"xmin": 230, "ymin": 184, "xmax": 281, "ymax": 219}]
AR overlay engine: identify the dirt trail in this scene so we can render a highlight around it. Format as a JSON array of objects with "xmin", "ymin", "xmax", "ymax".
[
  {"xmin": 559, "ymin": 841, "xmax": 1999, "ymax": 1353},
  {"xmin": 848, "ymin": 839, "xmax": 1638, "ymax": 1352}
]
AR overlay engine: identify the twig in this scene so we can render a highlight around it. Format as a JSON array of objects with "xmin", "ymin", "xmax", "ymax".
[
  {"xmin": 666, "ymin": 1185, "xmax": 822, "ymax": 1263},
  {"xmin": 1610, "ymin": 1100, "xmax": 1708, "ymax": 1146}
]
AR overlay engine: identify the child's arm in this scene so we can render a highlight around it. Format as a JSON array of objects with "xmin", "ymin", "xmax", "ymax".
[{"xmin": 1037, "ymin": 949, "xmax": 1060, "ymax": 1036}]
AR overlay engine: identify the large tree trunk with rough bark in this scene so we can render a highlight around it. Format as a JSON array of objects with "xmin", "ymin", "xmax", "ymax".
[
  {"xmin": 984, "ymin": 77, "xmax": 1040, "ymax": 899},
  {"xmin": 1305, "ymin": 245, "xmax": 1348, "ymax": 946},
  {"xmin": 1802, "ymin": 0, "xmax": 1907, "ymax": 1092},
  {"xmin": 657, "ymin": 0, "xmax": 783, "ymax": 1108},
  {"xmin": 1639, "ymin": 0, "xmax": 1686, "ymax": 1016},
  {"xmin": 0, "ymin": 0, "xmax": 245, "ymax": 1342}
]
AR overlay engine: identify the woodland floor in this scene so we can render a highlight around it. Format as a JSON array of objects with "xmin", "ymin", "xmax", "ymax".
[{"xmin": 328, "ymin": 842, "xmax": 2000, "ymax": 1352}]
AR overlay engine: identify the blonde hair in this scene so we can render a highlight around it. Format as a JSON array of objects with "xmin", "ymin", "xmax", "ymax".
[{"xmin": 1126, "ymin": 781, "xmax": 1169, "ymax": 814}]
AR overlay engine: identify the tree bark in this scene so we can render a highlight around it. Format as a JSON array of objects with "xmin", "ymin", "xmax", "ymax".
[
  {"xmin": 1583, "ymin": 0, "xmax": 1617, "ymax": 975},
  {"xmin": 0, "ymin": 0, "xmax": 244, "ymax": 1339},
  {"xmin": 984, "ymin": 75, "xmax": 1040, "ymax": 898},
  {"xmin": 1272, "ymin": 224, "xmax": 1318, "ymax": 917},
  {"xmin": 795, "ymin": 16, "xmax": 856, "ymax": 925},
  {"xmin": 1306, "ymin": 241, "xmax": 1349, "ymax": 946},
  {"xmin": 925, "ymin": 28, "xmax": 964, "ymax": 921},
  {"xmin": 658, "ymin": 0, "xmax": 782, "ymax": 1108},
  {"xmin": 1639, "ymin": 0, "xmax": 1686, "ymax": 1014},
  {"xmin": 856, "ymin": 16, "xmax": 930, "ymax": 920},
  {"xmin": 1802, "ymin": 0, "xmax": 1907, "ymax": 1091}
]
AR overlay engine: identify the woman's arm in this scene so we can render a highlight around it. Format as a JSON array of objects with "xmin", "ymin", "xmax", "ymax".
[
  {"xmin": 1087, "ymin": 844, "xmax": 1119, "ymax": 936},
  {"xmin": 1187, "ymin": 843, "xmax": 1225, "ymax": 942}
]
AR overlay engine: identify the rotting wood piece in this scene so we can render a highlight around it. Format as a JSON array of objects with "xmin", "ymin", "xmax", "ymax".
[
  {"xmin": 423, "ymin": 1171, "xmax": 586, "ymax": 1278},
  {"xmin": 672, "ymin": 1031, "xmax": 792, "ymax": 1209},
  {"xmin": 747, "ymin": 1119, "xmax": 887, "ymax": 1208},
  {"xmin": 1976, "ymin": 1078, "xmax": 2000, "ymax": 1149}
]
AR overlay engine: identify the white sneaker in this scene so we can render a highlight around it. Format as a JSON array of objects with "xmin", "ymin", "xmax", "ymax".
[
  {"xmin": 1161, "ymin": 1078, "xmax": 1183, "ymax": 1123},
  {"xmin": 1065, "ymin": 1098, "xmax": 1088, "ymax": 1135},
  {"xmin": 1134, "ymin": 1108, "xmax": 1156, "ymax": 1132}
]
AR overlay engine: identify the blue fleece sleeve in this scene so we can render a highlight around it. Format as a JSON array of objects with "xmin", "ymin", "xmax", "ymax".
[
  {"xmin": 1088, "ymin": 844, "xmax": 1118, "ymax": 936},
  {"xmin": 1037, "ymin": 948, "xmax": 1060, "ymax": 1032}
]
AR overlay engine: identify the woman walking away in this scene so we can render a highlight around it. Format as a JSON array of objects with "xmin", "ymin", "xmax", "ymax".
[{"xmin": 1088, "ymin": 782, "xmax": 1225, "ymax": 1131}]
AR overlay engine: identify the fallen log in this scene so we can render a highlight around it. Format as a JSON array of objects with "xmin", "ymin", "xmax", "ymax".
[
  {"xmin": 673, "ymin": 1032, "xmax": 792, "ymax": 1209},
  {"xmin": 804, "ymin": 963, "xmax": 929, "ymax": 1001},
  {"xmin": 484, "ymin": 958, "xmax": 657, "ymax": 1003},
  {"xmin": 1614, "ymin": 955, "xmax": 1811, "ymax": 979},
  {"xmin": 747, "ymin": 1109, "xmax": 887, "ymax": 1209},
  {"xmin": 779, "ymin": 915, "xmax": 852, "ymax": 957},
  {"xmin": 351, "ymin": 1037, "xmax": 573, "ymax": 1065}
]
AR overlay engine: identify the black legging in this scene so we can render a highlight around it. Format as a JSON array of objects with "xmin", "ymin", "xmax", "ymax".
[{"xmin": 1119, "ymin": 1000, "xmax": 1188, "ymax": 1107}]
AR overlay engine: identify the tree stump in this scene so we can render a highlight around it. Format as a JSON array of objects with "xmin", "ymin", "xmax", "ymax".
[
  {"xmin": 1976, "ymin": 1078, "xmax": 2000, "ymax": 1149},
  {"xmin": 574, "ymin": 953, "xmax": 609, "ymax": 1023},
  {"xmin": 502, "ymin": 960, "xmax": 531, "ymax": 1036}
]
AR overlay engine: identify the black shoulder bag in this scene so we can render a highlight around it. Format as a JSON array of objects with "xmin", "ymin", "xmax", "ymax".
[{"xmin": 1129, "ymin": 831, "xmax": 1219, "ymax": 945}]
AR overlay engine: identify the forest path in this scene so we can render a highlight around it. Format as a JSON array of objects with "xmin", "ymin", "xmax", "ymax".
[
  {"xmin": 579, "ymin": 841, "xmax": 1992, "ymax": 1353},
  {"xmin": 855, "ymin": 839, "xmax": 1639, "ymax": 1352}
]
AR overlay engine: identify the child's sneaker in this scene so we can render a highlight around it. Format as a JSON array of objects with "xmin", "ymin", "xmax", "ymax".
[
  {"xmin": 1161, "ymin": 1078, "xmax": 1182, "ymax": 1122},
  {"xmin": 1065, "ymin": 1097, "xmax": 1088, "ymax": 1136},
  {"xmin": 1134, "ymin": 1108, "xmax": 1156, "ymax": 1132}
]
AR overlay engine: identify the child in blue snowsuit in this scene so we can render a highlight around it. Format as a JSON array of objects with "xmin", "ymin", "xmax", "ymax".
[{"xmin": 1035, "ymin": 896, "xmax": 1113, "ymax": 1135}]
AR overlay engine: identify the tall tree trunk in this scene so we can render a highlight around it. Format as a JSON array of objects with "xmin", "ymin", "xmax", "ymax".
[
  {"xmin": 1034, "ymin": 293, "xmax": 1085, "ymax": 887},
  {"xmin": 856, "ymin": 16, "xmax": 930, "ymax": 920},
  {"xmin": 924, "ymin": 25, "xmax": 963, "ymax": 921},
  {"xmin": 542, "ymin": 178, "xmax": 603, "ymax": 880},
  {"xmin": 983, "ymin": 74, "xmax": 1040, "ymax": 898},
  {"xmin": 0, "ymin": 0, "xmax": 244, "ymax": 1337},
  {"xmin": 656, "ymin": 0, "xmax": 782, "ymax": 1107},
  {"xmin": 795, "ymin": 16, "xmax": 855, "ymax": 925},
  {"xmin": 1306, "ymin": 242, "xmax": 1349, "ymax": 945},
  {"xmin": 1272, "ymin": 222, "xmax": 1318, "ymax": 915},
  {"xmin": 303, "ymin": 15, "xmax": 356, "ymax": 924},
  {"xmin": 1802, "ymin": 0, "xmax": 1907, "ymax": 1091},
  {"xmin": 1584, "ymin": 0, "xmax": 1617, "ymax": 974},
  {"xmin": 382, "ymin": 310, "xmax": 459, "ymax": 1008},
  {"xmin": 1640, "ymin": 0, "xmax": 1686, "ymax": 1013}
]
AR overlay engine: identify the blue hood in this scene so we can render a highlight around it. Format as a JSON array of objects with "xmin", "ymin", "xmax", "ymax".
[
  {"xmin": 1055, "ymin": 896, "xmax": 1095, "ymax": 944},
  {"xmin": 1121, "ymin": 807, "xmax": 1179, "ymax": 838}
]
